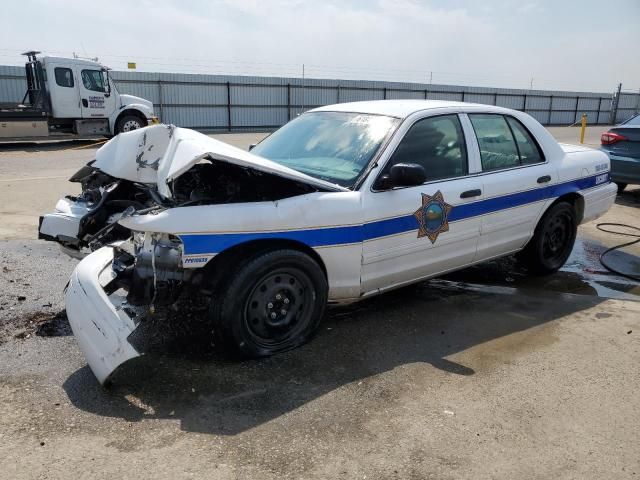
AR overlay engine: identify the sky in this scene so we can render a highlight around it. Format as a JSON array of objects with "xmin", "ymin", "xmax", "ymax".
[{"xmin": 1, "ymin": 0, "xmax": 639, "ymax": 93}]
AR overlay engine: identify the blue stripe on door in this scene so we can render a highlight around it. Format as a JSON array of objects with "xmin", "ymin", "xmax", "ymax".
[{"xmin": 179, "ymin": 174, "xmax": 608, "ymax": 255}]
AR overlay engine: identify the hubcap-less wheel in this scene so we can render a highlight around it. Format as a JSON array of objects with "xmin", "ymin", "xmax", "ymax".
[
  {"xmin": 244, "ymin": 269, "xmax": 314, "ymax": 348},
  {"xmin": 122, "ymin": 119, "xmax": 142, "ymax": 132},
  {"xmin": 542, "ymin": 210, "xmax": 573, "ymax": 264},
  {"xmin": 542, "ymin": 214, "xmax": 571, "ymax": 260},
  {"xmin": 517, "ymin": 201, "xmax": 577, "ymax": 275}
]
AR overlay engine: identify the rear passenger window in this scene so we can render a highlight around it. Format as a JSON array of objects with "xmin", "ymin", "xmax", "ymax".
[
  {"xmin": 54, "ymin": 67, "xmax": 74, "ymax": 88},
  {"xmin": 469, "ymin": 114, "xmax": 520, "ymax": 171},
  {"xmin": 386, "ymin": 114, "xmax": 468, "ymax": 182},
  {"xmin": 506, "ymin": 117, "xmax": 544, "ymax": 165}
]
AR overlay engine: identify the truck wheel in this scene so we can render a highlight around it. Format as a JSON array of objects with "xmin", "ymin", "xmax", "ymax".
[
  {"xmin": 116, "ymin": 115, "xmax": 145, "ymax": 134},
  {"xmin": 517, "ymin": 202, "xmax": 577, "ymax": 275},
  {"xmin": 615, "ymin": 182, "xmax": 627, "ymax": 194},
  {"xmin": 211, "ymin": 249, "xmax": 327, "ymax": 357}
]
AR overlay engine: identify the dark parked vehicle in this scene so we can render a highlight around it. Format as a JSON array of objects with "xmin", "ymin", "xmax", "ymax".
[{"xmin": 601, "ymin": 114, "xmax": 640, "ymax": 193}]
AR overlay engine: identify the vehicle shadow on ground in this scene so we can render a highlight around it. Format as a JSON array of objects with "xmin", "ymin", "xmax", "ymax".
[
  {"xmin": 615, "ymin": 186, "xmax": 640, "ymax": 208},
  {"xmin": 0, "ymin": 140, "xmax": 102, "ymax": 153},
  {"xmin": 63, "ymin": 280, "xmax": 605, "ymax": 435}
]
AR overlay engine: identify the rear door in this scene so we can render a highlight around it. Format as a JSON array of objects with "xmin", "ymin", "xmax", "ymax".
[
  {"xmin": 361, "ymin": 113, "xmax": 483, "ymax": 293},
  {"xmin": 76, "ymin": 67, "xmax": 116, "ymax": 119},
  {"xmin": 468, "ymin": 113, "xmax": 558, "ymax": 260}
]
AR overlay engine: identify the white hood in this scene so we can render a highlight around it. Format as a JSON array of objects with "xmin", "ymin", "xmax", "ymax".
[
  {"xmin": 93, "ymin": 124, "xmax": 348, "ymax": 197},
  {"xmin": 119, "ymin": 94, "xmax": 154, "ymax": 112}
]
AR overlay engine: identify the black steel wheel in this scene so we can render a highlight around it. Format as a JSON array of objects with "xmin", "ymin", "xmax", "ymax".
[
  {"xmin": 517, "ymin": 201, "xmax": 577, "ymax": 275},
  {"xmin": 211, "ymin": 249, "xmax": 327, "ymax": 357}
]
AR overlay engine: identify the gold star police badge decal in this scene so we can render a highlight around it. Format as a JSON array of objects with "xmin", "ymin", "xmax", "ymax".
[{"xmin": 413, "ymin": 191, "xmax": 453, "ymax": 243}]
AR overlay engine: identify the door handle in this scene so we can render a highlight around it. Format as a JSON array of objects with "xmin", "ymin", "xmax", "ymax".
[
  {"xmin": 82, "ymin": 98, "xmax": 88, "ymax": 107},
  {"xmin": 460, "ymin": 189, "xmax": 482, "ymax": 199},
  {"xmin": 537, "ymin": 175, "xmax": 551, "ymax": 184}
]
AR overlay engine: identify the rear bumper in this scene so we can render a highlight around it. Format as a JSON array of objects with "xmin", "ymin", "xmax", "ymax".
[
  {"xmin": 607, "ymin": 153, "xmax": 640, "ymax": 184},
  {"xmin": 66, "ymin": 247, "xmax": 141, "ymax": 384},
  {"xmin": 581, "ymin": 182, "xmax": 617, "ymax": 224}
]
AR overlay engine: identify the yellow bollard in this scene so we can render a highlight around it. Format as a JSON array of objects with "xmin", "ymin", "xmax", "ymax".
[{"xmin": 580, "ymin": 113, "xmax": 587, "ymax": 144}]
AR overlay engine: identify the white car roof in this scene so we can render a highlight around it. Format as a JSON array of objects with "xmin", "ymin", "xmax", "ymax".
[{"xmin": 311, "ymin": 99, "xmax": 490, "ymax": 118}]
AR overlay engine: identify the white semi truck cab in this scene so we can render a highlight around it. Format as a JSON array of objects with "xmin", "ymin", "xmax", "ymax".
[{"xmin": 0, "ymin": 51, "xmax": 158, "ymax": 139}]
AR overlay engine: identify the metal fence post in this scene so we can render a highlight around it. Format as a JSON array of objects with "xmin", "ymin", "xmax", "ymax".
[
  {"xmin": 548, "ymin": 95, "xmax": 554, "ymax": 125},
  {"xmin": 522, "ymin": 94, "xmax": 527, "ymax": 112},
  {"xmin": 610, "ymin": 83, "xmax": 622, "ymax": 124},
  {"xmin": 337, "ymin": 84, "xmax": 341, "ymax": 103},
  {"xmin": 287, "ymin": 83, "xmax": 291, "ymax": 121},
  {"xmin": 383, "ymin": 87, "xmax": 387, "ymax": 100},
  {"xmin": 574, "ymin": 96, "xmax": 580, "ymax": 124},
  {"xmin": 597, "ymin": 97, "xmax": 603, "ymax": 124},
  {"xmin": 424, "ymin": 89, "xmax": 428, "ymax": 99},
  {"xmin": 157, "ymin": 79, "xmax": 164, "ymax": 122},
  {"xmin": 226, "ymin": 81, "xmax": 231, "ymax": 132}
]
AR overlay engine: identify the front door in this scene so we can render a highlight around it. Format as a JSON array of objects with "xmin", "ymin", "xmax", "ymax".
[
  {"xmin": 76, "ymin": 67, "xmax": 116, "ymax": 119},
  {"xmin": 361, "ymin": 113, "xmax": 483, "ymax": 294}
]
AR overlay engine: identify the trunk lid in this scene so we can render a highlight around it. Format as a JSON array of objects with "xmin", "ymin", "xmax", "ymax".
[
  {"xmin": 93, "ymin": 125, "xmax": 349, "ymax": 197},
  {"xmin": 559, "ymin": 143, "xmax": 596, "ymax": 154},
  {"xmin": 605, "ymin": 126, "xmax": 640, "ymax": 159}
]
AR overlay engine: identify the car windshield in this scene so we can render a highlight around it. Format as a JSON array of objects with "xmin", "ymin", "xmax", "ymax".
[
  {"xmin": 251, "ymin": 111, "xmax": 399, "ymax": 188},
  {"xmin": 622, "ymin": 114, "xmax": 640, "ymax": 126}
]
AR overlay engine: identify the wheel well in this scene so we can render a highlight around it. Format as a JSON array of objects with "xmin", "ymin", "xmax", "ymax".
[
  {"xmin": 115, "ymin": 109, "xmax": 147, "ymax": 129},
  {"xmin": 551, "ymin": 192, "xmax": 584, "ymax": 223},
  {"xmin": 201, "ymin": 239, "xmax": 328, "ymax": 292}
]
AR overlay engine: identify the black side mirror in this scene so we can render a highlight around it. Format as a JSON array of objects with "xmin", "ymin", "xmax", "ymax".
[
  {"xmin": 376, "ymin": 163, "xmax": 426, "ymax": 189},
  {"xmin": 248, "ymin": 143, "xmax": 257, "ymax": 151}
]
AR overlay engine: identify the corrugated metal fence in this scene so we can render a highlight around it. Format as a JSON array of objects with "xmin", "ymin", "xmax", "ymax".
[{"xmin": 1, "ymin": 65, "xmax": 638, "ymax": 130}]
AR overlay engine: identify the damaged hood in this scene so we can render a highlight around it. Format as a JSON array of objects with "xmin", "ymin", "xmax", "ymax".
[{"xmin": 94, "ymin": 125, "xmax": 348, "ymax": 197}]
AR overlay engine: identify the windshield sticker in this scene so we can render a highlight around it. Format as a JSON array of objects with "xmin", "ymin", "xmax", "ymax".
[{"xmin": 414, "ymin": 191, "xmax": 453, "ymax": 243}]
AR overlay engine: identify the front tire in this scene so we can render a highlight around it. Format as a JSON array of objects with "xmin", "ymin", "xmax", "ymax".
[
  {"xmin": 115, "ymin": 114, "xmax": 145, "ymax": 134},
  {"xmin": 210, "ymin": 249, "xmax": 327, "ymax": 357},
  {"xmin": 517, "ymin": 202, "xmax": 577, "ymax": 275}
]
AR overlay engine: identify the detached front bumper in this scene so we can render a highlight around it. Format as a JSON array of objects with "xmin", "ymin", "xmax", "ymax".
[{"xmin": 66, "ymin": 246, "xmax": 141, "ymax": 384}]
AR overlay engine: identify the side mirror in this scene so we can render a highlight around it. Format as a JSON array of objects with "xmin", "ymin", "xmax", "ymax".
[
  {"xmin": 248, "ymin": 143, "xmax": 257, "ymax": 151},
  {"xmin": 377, "ymin": 163, "xmax": 426, "ymax": 189}
]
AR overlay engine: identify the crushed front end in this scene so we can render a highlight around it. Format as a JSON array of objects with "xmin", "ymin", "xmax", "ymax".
[{"xmin": 66, "ymin": 232, "xmax": 198, "ymax": 384}]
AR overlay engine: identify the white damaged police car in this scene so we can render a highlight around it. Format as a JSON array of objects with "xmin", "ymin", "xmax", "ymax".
[{"xmin": 39, "ymin": 100, "xmax": 617, "ymax": 384}]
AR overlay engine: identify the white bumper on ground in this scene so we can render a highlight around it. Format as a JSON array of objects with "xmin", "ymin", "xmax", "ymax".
[
  {"xmin": 581, "ymin": 182, "xmax": 618, "ymax": 224},
  {"xmin": 66, "ymin": 246, "xmax": 141, "ymax": 384}
]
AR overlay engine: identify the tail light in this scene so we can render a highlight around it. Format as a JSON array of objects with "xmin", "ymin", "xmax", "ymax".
[{"xmin": 601, "ymin": 132, "xmax": 628, "ymax": 145}]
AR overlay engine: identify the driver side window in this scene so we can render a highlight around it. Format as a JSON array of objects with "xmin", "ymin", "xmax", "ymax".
[
  {"xmin": 385, "ymin": 114, "xmax": 468, "ymax": 182},
  {"xmin": 81, "ymin": 69, "xmax": 105, "ymax": 92}
]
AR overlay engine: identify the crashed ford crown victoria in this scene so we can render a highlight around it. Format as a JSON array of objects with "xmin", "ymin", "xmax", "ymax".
[{"xmin": 38, "ymin": 100, "xmax": 617, "ymax": 384}]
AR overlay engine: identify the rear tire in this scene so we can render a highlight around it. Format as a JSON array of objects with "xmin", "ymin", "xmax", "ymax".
[
  {"xmin": 115, "ymin": 114, "xmax": 146, "ymax": 134},
  {"xmin": 210, "ymin": 249, "xmax": 327, "ymax": 357},
  {"xmin": 615, "ymin": 182, "xmax": 627, "ymax": 194},
  {"xmin": 517, "ymin": 202, "xmax": 577, "ymax": 275}
]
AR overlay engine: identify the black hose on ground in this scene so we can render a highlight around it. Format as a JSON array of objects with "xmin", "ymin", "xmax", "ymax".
[{"xmin": 595, "ymin": 223, "xmax": 640, "ymax": 282}]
